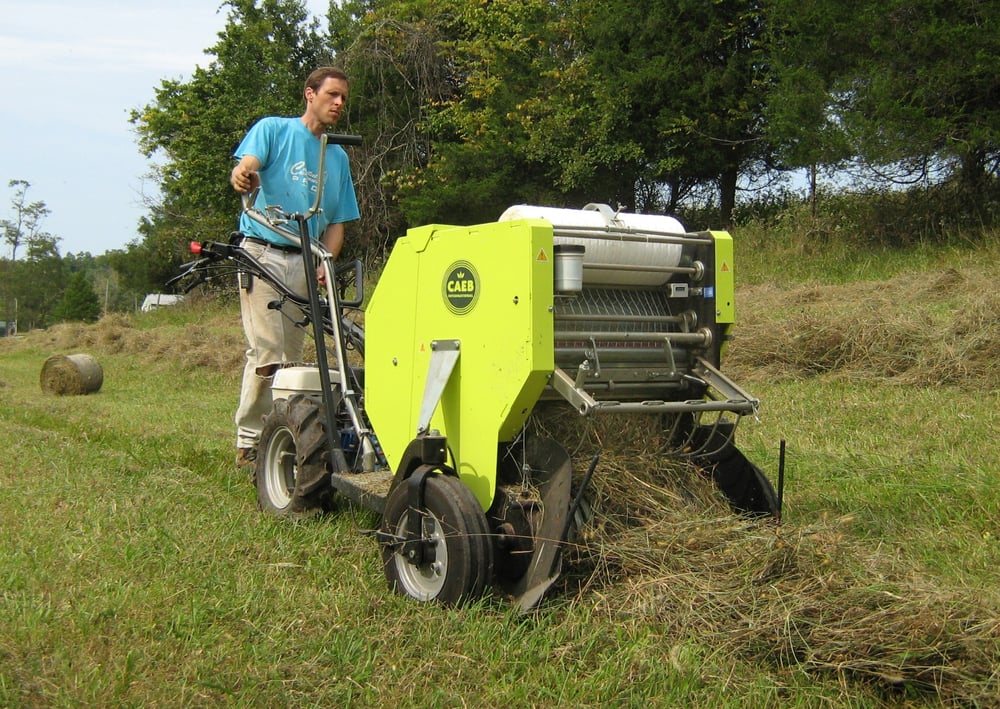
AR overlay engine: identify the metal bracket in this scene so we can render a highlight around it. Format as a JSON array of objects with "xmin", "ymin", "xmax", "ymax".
[
  {"xmin": 402, "ymin": 464, "xmax": 436, "ymax": 566},
  {"xmin": 691, "ymin": 356, "xmax": 759, "ymax": 414},
  {"xmin": 417, "ymin": 340, "xmax": 461, "ymax": 435},
  {"xmin": 551, "ymin": 360, "xmax": 759, "ymax": 416},
  {"xmin": 552, "ymin": 367, "xmax": 598, "ymax": 414}
]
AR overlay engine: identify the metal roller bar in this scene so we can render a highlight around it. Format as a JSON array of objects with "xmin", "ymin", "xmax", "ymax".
[
  {"xmin": 554, "ymin": 288, "xmax": 683, "ymax": 320},
  {"xmin": 553, "ymin": 349, "xmax": 691, "ymax": 366},
  {"xmin": 551, "ymin": 367, "xmax": 757, "ymax": 416},
  {"xmin": 574, "ymin": 381, "xmax": 687, "ymax": 394},
  {"xmin": 580, "ymin": 261, "xmax": 702, "ymax": 276},
  {"xmin": 552, "ymin": 226, "xmax": 713, "ymax": 246},
  {"xmin": 565, "ymin": 366, "xmax": 691, "ymax": 382},
  {"xmin": 555, "ymin": 312, "xmax": 688, "ymax": 325},
  {"xmin": 591, "ymin": 400, "xmax": 755, "ymax": 414},
  {"xmin": 554, "ymin": 329, "xmax": 711, "ymax": 345}
]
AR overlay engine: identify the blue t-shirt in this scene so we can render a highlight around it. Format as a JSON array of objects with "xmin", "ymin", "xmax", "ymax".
[{"xmin": 234, "ymin": 116, "xmax": 360, "ymax": 245}]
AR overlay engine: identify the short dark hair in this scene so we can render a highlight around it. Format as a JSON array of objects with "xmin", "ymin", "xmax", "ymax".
[{"xmin": 305, "ymin": 66, "xmax": 349, "ymax": 94}]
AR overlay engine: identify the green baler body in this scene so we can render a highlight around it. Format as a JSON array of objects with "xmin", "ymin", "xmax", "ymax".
[{"xmin": 365, "ymin": 219, "xmax": 556, "ymax": 508}]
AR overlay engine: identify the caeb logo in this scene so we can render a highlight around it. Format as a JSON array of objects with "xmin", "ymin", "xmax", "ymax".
[{"xmin": 443, "ymin": 261, "xmax": 480, "ymax": 315}]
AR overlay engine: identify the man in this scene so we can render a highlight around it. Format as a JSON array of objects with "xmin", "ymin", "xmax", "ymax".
[{"xmin": 229, "ymin": 66, "xmax": 360, "ymax": 468}]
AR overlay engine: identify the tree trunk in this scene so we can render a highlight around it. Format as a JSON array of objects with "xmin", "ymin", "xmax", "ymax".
[
  {"xmin": 719, "ymin": 167, "xmax": 738, "ymax": 228},
  {"xmin": 809, "ymin": 164, "xmax": 817, "ymax": 220}
]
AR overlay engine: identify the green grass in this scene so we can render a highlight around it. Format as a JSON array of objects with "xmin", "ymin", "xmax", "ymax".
[
  {"xmin": 732, "ymin": 212, "xmax": 1000, "ymax": 286},
  {"xmin": 1, "ymin": 235, "xmax": 998, "ymax": 707},
  {"xmin": 738, "ymin": 378, "xmax": 999, "ymax": 587}
]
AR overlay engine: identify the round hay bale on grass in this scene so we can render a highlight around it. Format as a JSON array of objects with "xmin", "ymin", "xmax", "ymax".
[{"xmin": 40, "ymin": 353, "xmax": 104, "ymax": 395}]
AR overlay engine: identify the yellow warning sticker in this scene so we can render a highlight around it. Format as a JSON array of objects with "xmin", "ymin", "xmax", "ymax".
[
  {"xmin": 536, "ymin": 249, "xmax": 549, "ymax": 262},
  {"xmin": 721, "ymin": 261, "xmax": 730, "ymax": 272}
]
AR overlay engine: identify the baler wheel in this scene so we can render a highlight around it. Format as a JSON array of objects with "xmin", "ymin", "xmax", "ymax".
[
  {"xmin": 381, "ymin": 474, "xmax": 493, "ymax": 605},
  {"xmin": 255, "ymin": 395, "xmax": 333, "ymax": 517}
]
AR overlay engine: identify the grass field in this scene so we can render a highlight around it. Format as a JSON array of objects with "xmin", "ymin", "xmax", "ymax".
[{"xmin": 0, "ymin": 232, "xmax": 997, "ymax": 707}]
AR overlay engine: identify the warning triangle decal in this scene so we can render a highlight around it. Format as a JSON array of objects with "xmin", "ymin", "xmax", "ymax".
[
  {"xmin": 721, "ymin": 261, "xmax": 730, "ymax": 272},
  {"xmin": 536, "ymin": 249, "xmax": 549, "ymax": 262}
]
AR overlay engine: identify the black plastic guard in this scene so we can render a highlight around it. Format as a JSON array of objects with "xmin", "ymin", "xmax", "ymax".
[
  {"xmin": 692, "ymin": 424, "xmax": 779, "ymax": 517},
  {"xmin": 510, "ymin": 438, "xmax": 574, "ymax": 611}
]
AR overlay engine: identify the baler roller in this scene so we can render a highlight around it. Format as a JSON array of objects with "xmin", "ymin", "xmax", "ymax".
[{"xmin": 554, "ymin": 329, "xmax": 713, "ymax": 345}]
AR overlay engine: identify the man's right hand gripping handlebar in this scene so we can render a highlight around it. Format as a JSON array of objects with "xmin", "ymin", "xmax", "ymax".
[{"xmin": 230, "ymin": 161, "xmax": 260, "ymax": 194}]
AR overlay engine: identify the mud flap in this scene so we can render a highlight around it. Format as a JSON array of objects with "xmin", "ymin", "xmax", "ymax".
[{"xmin": 510, "ymin": 438, "xmax": 574, "ymax": 611}]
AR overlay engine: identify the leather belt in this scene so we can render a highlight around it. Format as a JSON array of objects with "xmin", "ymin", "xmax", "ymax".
[{"xmin": 241, "ymin": 236, "xmax": 301, "ymax": 253}]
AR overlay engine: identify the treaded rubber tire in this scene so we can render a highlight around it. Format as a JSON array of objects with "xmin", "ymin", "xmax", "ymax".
[
  {"xmin": 255, "ymin": 394, "xmax": 332, "ymax": 517},
  {"xmin": 381, "ymin": 474, "xmax": 493, "ymax": 605}
]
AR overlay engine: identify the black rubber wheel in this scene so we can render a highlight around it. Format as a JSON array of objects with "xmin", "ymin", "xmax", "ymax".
[
  {"xmin": 255, "ymin": 395, "xmax": 333, "ymax": 517},
  {"xmin": 381, "ymin": 473, "xmax": 493, "ymax": 604}
]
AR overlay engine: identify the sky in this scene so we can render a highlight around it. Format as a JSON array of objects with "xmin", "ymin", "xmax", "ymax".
[{"xmin": 0, "ymin": 0, "xmax": 330, "ymax": 257}]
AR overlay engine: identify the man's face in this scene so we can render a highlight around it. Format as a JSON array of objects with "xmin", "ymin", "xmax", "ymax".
[{"xmin": 306, "ymin": 77, "xmax": 349, "ymax": 126}]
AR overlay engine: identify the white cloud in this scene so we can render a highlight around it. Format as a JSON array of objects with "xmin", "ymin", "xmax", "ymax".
[{"xmin": 0, "ymin": 0, "xmax": 330, "ymax": 255}]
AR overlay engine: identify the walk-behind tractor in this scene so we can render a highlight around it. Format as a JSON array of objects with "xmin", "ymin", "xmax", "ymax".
[{"xmin": 173, "ymin": 134, "xmax": 778, "ymax": 609}]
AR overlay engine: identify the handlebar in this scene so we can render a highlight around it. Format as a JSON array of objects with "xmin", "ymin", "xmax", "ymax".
[{"xmin": 324, "ymin": 133, "xmax": 363, "ymax": 146}]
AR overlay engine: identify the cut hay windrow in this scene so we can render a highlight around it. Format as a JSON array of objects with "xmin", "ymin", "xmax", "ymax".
[
  {"xmin": 729, "ymin": 267, "xmax": 1000, "ymax": 389},
  {"xmin": 537, "ymin": 410, "xmax": 1000, "ymax": 705},
  {"xmin": 40, "ymin": 310, "xmax": 247, "ymax": 376}
]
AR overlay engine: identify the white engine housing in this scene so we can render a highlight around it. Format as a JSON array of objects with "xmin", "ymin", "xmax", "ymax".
[{"xmin": 271, "ymin": 366, "xmax": 341, "ymax": 400}]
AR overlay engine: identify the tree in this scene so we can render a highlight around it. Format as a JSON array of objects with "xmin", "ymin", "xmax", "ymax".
[
  {"xmin": 342, "ymin": 0, "xmax": 778, "ymax": 229},
  {"xmin": 2, "ymin": 179, "xmax": 54, "ymax": 261},
  {"xmin": 52, "ymin": 272, "xmax": 101, "ymax": 323},
  {"xmin": 390, "ymin": 0, "xmax": 565, "ymax": 225},
  {"xmin": 583, "ymin": 0, "xmax": 774, "ymax": 222},
  {"xmin": 841, "ymin": 0, "xmax": 1000, "ymax": 192},
  {"xmin": 131, "ymin": 0, "xmax": 329, "ymax": 264},
  {"xmin": 5, "ymin": 234, "xmax": 65, "ymax": 330},
  {"xmin": 761, "ymin": 0, "xmax": 866, "ymax": 212},
  {"xmin": 329, "ymin": 0, "xmax": 460, "ymax": 255},
  {"xmin": 766, "ymin": 0, "xmax": 1000, "ymax": 200},
  {"xmin": 2, "ymin": 180, "xmax": 62, "ymax": 331},
  {"xmin": 342, "ymin": 0, "xmax": 634, "ymax": 228},
  {"xmin": 104, "ymin": 224, "xmax": 186, "ymax": 302}
]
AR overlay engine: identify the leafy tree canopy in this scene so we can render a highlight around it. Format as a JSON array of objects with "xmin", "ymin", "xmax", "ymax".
[{"xmin": 131, "ymin": 0, "xmax": 329, "ymax": 264}]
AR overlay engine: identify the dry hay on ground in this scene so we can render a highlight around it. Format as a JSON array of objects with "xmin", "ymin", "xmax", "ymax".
[
  {"xmin": 729, "ymin": 267, "xmax": 1000, "ymax": 389},
  {"xmin": 28, "ymin": 308, "xmax": 357, "ymax": 374},
  {"xmin": 532, "ymin": 411, "xmax": 1000, "ymax": 705},
  {"xmin": 22, "ymin": 264, "xmax": 997, "ymax": 391},
  {"xmin": 34, "ymin": 312, "xmax": 247, "ymax": 375}
]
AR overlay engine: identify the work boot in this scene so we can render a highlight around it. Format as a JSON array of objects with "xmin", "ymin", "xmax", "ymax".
[{"xmin": 236, "ymin": 447, "xmax": 257, "ymax": 470}]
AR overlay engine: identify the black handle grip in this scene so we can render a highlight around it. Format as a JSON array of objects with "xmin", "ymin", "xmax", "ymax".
[{"xmin": 324, "ymin": 133, "xmax": 363, "ymax": 146}]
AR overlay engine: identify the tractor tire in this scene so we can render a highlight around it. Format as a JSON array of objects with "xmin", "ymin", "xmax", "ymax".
[
  {"xmin": 255, "ymin": 394, "xmax": 333, "ymax": 517},
  {"xmin": 381, "ymin": 473, "xmax": 493, "ymax": 605}
]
